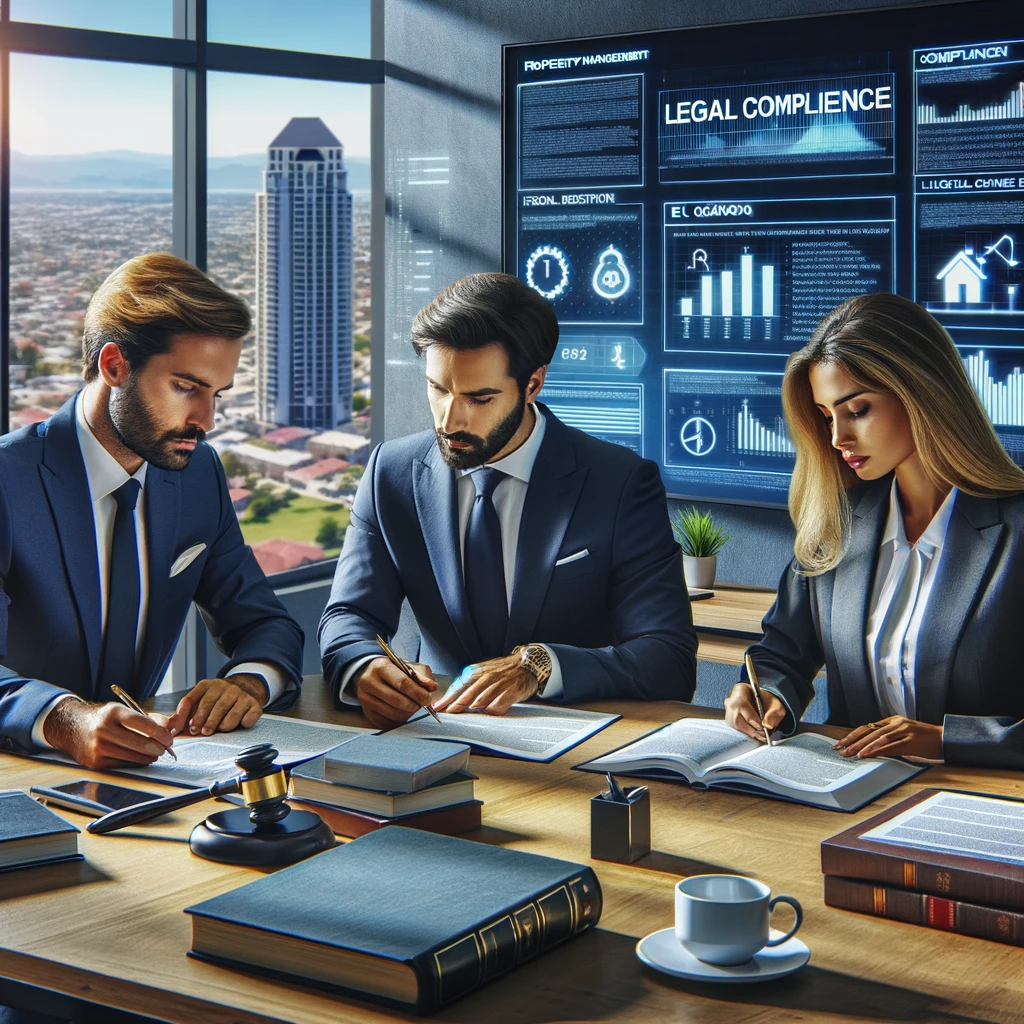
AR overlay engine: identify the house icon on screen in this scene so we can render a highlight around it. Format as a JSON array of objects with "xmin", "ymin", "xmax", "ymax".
[{"xmin": 937, "ymin": 250, "xmax": 986, "ymax": 303}]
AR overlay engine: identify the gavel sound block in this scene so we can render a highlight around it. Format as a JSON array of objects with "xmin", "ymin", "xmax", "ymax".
[{"xmin": 88, "ymin": 742, "xmax": 336, "ymax": 867}]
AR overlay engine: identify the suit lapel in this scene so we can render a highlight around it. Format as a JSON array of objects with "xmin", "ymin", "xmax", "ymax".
[
  {"xmin": 914, "ymin": 493, "xmax": 1003, "ymax": 725},
  {"xmin": 505, "ymin": 412, "xmax": 588, "ymax": 649},
  {"xmin": 137, "ymin": 466, "xmax": 181, "ymax": 695},
  {"xmin": 38, "ymin": 397, "xmax": 104, "ymax": 685},
  {"xmin": 830, "ymin": 477, "xmax": 890, "ymax": 725},
  {"xmin": 413, "ymin": 447, "xmax": 479, "ymax": 663}
]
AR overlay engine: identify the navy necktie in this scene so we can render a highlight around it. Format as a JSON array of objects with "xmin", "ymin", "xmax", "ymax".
[
  {"xmin": 464, "ymin": 468, "xmax": 508, "ymax": 659},
  {"xmin": 98, "ymin": 478, "xmax": 142, "ymax": 696}
]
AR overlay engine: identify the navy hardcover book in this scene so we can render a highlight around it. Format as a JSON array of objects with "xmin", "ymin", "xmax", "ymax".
[
  {"xmin": 185, "ymin": 826, "xmax": 602, "ymax": 1013},
  {"xmin": 323, "ymin": 734, "xmax": 471, "ymax": 793},
  {"xmin": 0, "ymin": 790, "xmax": 81, "ymax": 870}
]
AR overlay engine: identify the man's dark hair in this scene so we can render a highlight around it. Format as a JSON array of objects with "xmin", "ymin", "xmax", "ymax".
[
  {"xmin": 409, "ymin": 273, "xmax": 559, "ymax": 388},
  {"xmin": 82, "ymin": 252, "xmax": 252, "ymax": 382}
]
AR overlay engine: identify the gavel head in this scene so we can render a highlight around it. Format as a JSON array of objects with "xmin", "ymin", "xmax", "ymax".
[{"xmin": 234, "ymin": 743, "xmax": 290, "ymax": 827}]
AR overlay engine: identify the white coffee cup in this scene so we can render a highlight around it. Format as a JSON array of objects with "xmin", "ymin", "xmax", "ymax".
[{"xmin": 674, "ymin": 874, "xmax": 802, "ymax": 966}]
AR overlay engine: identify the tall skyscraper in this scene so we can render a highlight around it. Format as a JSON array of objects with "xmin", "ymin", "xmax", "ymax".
[{"xmin": 256, "ymin": 117, "xmax": 353, "ymax": 429}]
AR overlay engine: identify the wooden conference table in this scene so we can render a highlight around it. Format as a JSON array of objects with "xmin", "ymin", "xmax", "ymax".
[{"xmin": 1, "ymin": 683, "xmax": 1023, "ymax": 1024}]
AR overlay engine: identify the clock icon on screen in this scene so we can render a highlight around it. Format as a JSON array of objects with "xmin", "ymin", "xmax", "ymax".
[{"xmin": 681, "ymin": 416, "xmax": 716, "ymax": 456}]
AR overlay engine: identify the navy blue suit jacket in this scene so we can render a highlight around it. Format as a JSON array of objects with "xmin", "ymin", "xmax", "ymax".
[
  {"xmin": 0, "ymin": 395, "xmax": 304, "ymax": 752},
  {"xmin": 749, "ymin": 474, "xmax": 1024, "ymax": 770},
  {"xmin": 319, "ymin": 405, "xmax": 697, "ymax": 705}
]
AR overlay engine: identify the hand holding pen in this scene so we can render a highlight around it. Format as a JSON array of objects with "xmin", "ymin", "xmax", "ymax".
[
  {"xmin": 743, "ymin": 655, "xmax": 774, "ymax": 747},
  {"xmin": 111, "ymin": 685, "xmax": 178, "ymax": 760},
  {"xmin": 351, "ymin": 635, "xmax": 442, "ymax": 730}
]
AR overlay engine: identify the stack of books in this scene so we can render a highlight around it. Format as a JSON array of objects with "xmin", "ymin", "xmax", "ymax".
[
  {"xmin": 821, "ymin": 788, "xmax": 1024, "ymax": 946},
  {"xmin": 288, "ymin": 734, "xmax": 481, "ymax": 838}
]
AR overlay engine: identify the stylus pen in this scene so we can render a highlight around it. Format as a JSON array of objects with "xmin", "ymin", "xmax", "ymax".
[
  {"xmin": 743, "ymin": 654, "xmax": 774, "ymax": 748},
  {"xmin": 375, "ymin": 635, "xmax": 442, "ymax": 723},
  {"xmin": 110, "ymin": 685, "xmax": 178, "ymax": 760}
]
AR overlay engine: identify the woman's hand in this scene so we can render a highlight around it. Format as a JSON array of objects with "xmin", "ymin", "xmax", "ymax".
[
  {"xmin": 724, "ymin": 682, "xmax": 787, "ymax": 742},
  {"xmin": 833, "ymin": 716, "xmax": 943, "ymax": 760}
]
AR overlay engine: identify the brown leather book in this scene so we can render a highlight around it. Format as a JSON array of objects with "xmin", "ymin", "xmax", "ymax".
[
  {"xmin": 287, "ymin": 797, "xmax": 482, "ymax": 838},
  {"xmin": 824, "ymin": 875, "xmax": 1024, "ymax": 947},
  {"xmin": 821, "ymin": 788, "xmax": 1024, "ymax": 910}
]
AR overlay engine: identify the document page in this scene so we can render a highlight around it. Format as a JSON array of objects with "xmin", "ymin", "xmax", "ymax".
[
  {"xmin": 720, "ymin": 732, "xmax": 886, "ymax": 792},
  {"xmin": 576, "ymin": 718, "xmax": 761, "ymax": 776},
  {"xmin": 36, "ymin": 715, "xmax": 373, "ymax": 789},
  {"xmin": 392, "ymin": 705, "xmax": 618, "ymax": 762},
  {"xmin": 863, "ymin": 791, "xmax": 1024, "ymax": 865}
]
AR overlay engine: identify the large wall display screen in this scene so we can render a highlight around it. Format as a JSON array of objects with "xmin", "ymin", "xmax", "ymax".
[{"xmin": 502, "ymin": 2, "xmax": 1023, "ymax": 505}]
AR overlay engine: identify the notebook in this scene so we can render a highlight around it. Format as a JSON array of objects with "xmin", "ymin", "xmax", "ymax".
[
  {"xmin": 185, "ymin": 827, "xmax": 601, "ymax": 1013},
  {"xmin": 574, "ymin": 717, "xmax": 925, "ymax": 812}
]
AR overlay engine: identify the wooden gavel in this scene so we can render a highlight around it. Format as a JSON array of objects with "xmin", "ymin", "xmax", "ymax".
[{"xmin": 87, "ymin": 742, "xmax": 289, "ymax": 835}]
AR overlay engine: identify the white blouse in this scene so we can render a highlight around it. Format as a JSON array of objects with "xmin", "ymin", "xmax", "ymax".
[{"xmin": 864, "ymin": 479, "xmax": 958, "ymax": 719}]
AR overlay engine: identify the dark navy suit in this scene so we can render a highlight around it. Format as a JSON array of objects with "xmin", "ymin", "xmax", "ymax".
[
  {"xmin": 319, "ymin": 405, "xmax": 697, "ymax": 705},
  {"xmin": 749, "ymin": 474, "xmax": 1024, "ymax": 769},
  {"xmin": 0, "ymin": 396, "xmax": 304, "ymax": 752}
]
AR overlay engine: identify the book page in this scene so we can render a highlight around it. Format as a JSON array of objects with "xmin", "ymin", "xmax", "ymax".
[
  {"xmin": 719, "ymin": 732, "xmax": 892, "ymax": 792},
  {"xmin": 392, "ymin": 705, "xmax": 617, "ymax": 761},
  {"xmin": 576, "ymin": 718, "xmax": 759, "ymax": 776},
  {"xmin": 862, "ymin": 791, "xmax": 1024, "ymax": 865},
  {"xmin": 34, "ymin": 716, "xmax": 373, "ymax": 789}
]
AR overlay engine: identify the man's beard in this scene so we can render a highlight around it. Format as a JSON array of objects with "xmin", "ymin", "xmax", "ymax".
[
  {"xmin": 435, "ymin": 391, "xmax": 527, "ymax": 470},
  {"xmin": 108, "ymin": 373, "xmax": 204, "ymax": 472}
]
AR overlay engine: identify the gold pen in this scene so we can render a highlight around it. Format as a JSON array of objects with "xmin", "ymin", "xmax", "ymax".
[
  {"xmin": 375, "ymin": 635, "xmax": 442, "ymax": 723},
  {"xmin": 110, "ymin": 684, "xmax": 178, "ymax": 760},
  {"xmin": 743, "ymin": 654, "xmax": 774, "ymax": 748}
]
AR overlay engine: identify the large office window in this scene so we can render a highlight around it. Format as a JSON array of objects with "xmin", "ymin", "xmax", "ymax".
[
  {"xmin": 0, "ymin": 3, "xmax": 381, "ymax": 579},
  {"xmin": 8, "ymin": 55, "xmax": 172, "ymax": 427},
  {"xmin": 206, "ymin": 73, "xmax": 371, "ymax": 569}
]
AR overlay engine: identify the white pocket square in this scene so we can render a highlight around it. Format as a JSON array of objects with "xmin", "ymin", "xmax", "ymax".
[
  {"xmin": 555, "ymin": 548, "xmax": 589, "ymax": 567},
  {"xmin": 170, "ymin": 543, "xmax": 207, "ymax": 578}
]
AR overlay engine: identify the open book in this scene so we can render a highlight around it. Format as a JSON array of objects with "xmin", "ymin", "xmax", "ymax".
[{"xmin": 574, "ymin": 718, "xmax": 926, "ymax": 812}]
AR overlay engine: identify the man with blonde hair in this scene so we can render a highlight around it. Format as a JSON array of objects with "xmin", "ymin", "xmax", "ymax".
[{"xmin": 0, "ymin": 253, "xmax": 303, "ymax": 768}]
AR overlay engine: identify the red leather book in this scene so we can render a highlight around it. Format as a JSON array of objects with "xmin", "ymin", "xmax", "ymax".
[
  {"xmin": 287, "ymin": 797, "xmax": 482, "ymax": 838},
  {"xmin": 824, "ymin": 875, "xmax": 1024, "ymax": 947},
  {"xmin": 821, "ymin": 788, "xmax": 1024, "ymax": 910}
]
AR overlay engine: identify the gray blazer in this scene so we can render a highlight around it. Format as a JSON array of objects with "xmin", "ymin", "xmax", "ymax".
[{"xmin": 748, "ymin": 474, "xmax": 1024, "ymax": 769}]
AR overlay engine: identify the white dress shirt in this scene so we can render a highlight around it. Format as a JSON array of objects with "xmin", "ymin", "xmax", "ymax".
[
  {"xmin": 339, "ymin": 404, "xmax": 564, "ymax": 703},
  {"xmin": 864, "ymin": 479, "xmax": 958, "ymax": 720},
  {"xmin": 31, "ymin": 394, "xmax": 286, "ymax": 747}
]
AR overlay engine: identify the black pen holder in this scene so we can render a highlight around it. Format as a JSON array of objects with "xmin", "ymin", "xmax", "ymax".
[{"xmin": 590, "ymin": 786, "xmax": 651, "ymax": 864}]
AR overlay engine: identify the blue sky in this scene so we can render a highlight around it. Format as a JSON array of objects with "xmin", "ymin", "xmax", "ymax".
[{"xmin": 9, "ymin": 1, "xmax": 371, "ymax": 156}]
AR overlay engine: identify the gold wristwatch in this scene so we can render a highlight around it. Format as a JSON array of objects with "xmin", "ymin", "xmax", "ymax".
[{"xmin": 512, "ymin": 644, "xmax": 553, "ymax": 696}]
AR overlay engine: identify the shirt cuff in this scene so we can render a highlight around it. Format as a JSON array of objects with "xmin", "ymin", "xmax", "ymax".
[
  {"xmin": 535, "ymin": 645, "xmax": 563, "ymax": 701},
  {"xmin": 227, "ymin": 662, "xmax": 289, "ymax": 707},
  {"xmin": 31, "ymin": 693, "xmax": 83, "ymax": 749},
  {"xmin": 338, "ymin": 655, "xmax": 379, "ymax": 706}
]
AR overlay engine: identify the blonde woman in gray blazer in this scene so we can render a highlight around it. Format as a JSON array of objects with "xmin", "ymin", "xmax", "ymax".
[{"xmin": 725, "ymin": 293, "xmax": 1024, "ymax": 770}]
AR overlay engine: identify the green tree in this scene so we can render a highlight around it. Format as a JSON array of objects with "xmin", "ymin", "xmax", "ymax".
[
  {"xmin": 316, "ymin": 516, "xmax": 344, "ymax": 548},
  {"xmin": 352, "ymin": 394, "xmax": 369, "ymax": 412},
  {"xmin": 218, "ymin": 450, "xmax": 248, "ymax": 480}
]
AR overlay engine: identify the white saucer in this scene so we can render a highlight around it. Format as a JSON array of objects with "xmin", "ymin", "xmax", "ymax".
[{"xmin": 636, "ymin": 927, "xmax": 810, "ymax": 983}]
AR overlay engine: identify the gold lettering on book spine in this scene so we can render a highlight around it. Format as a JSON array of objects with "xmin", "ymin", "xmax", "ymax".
[
  {"xmin": 904, "ymin": 861, "xmax": 917, "ymax": 888},
  {"xmin": 998, "ymin": 915, "xmax": 1010, "ymax": 937},
  {"xmin": 873, "ymin": 887, "xmax": 886, "ymax": 915},
  {"xmin": 935, "ymin": 871, "xmax": 951, "ymax": 893}
]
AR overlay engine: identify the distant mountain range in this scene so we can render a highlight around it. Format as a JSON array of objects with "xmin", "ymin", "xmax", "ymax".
[{"xmin": 11, "ymin": 150, "xmax": 370, "ymax": 191}]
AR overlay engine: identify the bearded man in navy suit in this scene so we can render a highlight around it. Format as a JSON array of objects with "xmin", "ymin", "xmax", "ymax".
[
  {"xmin": 320, "ymin": 272, "xmax": 697, "ymax": 729},
  {"xmin": 0, "ymin": 254, "xmax": 303, "ymax": 767}
]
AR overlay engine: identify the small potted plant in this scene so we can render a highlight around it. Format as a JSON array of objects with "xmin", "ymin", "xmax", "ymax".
[{"xmin": 672, "ymin": 506, "xmax": 730, "ymax": 589}]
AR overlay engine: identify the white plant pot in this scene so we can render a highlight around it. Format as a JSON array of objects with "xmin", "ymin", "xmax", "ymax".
[{"xmin": 683, "ymin": 554, "xmax": 717, "ymax": 590}]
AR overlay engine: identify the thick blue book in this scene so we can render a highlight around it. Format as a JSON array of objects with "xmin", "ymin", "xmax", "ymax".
[
  {"xmin": 323, "ymin": 734, "xmax": 470, "ymax": 793},
  {"xmin": 0, "ymin": 790, "xmax": 81, "ymax": 871},
  {"xmin": 185, "ymin": 826, "xmax": 602, "ymax": 1013}
]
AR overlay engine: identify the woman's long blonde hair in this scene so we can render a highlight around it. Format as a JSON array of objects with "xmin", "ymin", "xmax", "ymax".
[{"xmin": 784, "ymin": 292, "xmax": 1024, "ymax": 575}]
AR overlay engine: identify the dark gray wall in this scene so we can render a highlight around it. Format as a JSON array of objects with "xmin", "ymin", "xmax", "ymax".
[{"xmin": 380, "ymin": 0, "xmax": 936, "ymax": 591}]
